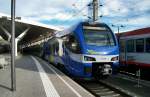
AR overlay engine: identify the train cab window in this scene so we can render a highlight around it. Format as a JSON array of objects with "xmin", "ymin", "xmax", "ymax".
[
  {"xmin": 65, "ymin": 34, "xmax": 81, "ymax": 54},
  {"xmin": 146, "ymin": 38, "xmax": 150, "ymax": 52},
  {"xmin": 136, "ymin": 39, "xmax": 144, "ymax": 52},
  {"xmin": 84, "ymin": 29, "xmax": 115, "ymax": 46},
  {"xmin": 127, "ymin": 40, "xmax": 135, "ymax": 52}
]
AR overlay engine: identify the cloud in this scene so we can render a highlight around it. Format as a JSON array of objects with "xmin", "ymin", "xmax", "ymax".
[
  {"xmin": 133, "ymin": 0, "xmax": 150, "ymax": 12},
  {"xmin": 0, "ymin": 0, "xmax": 149, "ymax": 31},
  {"xmin": 24, "ymin": 12, "xmax": 74, "ymax": 21},
  {"xmin": 125, "ymin": 17, "xmax": 149, "ymax": 26},
  {"xmin": 14, "ymin": 0, "xmax": 90, "ymax": 29},
  {"xmin": 100, "ymin": 0, "xmax": 129, "ymax": 17},
  {"xmin": 15, "ymin": 0, "xmax": 90, "ymax": 16}
]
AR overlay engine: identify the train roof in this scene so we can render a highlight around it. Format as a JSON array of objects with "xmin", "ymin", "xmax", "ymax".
[
  {"xmin": 119, "ymin": 27, "xmax": 150, "ymax": 37},
  {"xmin": 55, "ymin": 21, "xmax": 110, "ymax": 38}
]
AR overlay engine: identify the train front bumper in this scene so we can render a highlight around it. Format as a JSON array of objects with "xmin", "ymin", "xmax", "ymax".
[{"xmin": 75, "ymin": 61, "xmax": 119, "ymax": 79}]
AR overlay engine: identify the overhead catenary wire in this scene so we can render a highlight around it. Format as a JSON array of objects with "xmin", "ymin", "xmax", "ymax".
[
  {"xmin": 51, "ymin": 0, "xmax": 91, "ymax": 29},
  {"xmin": 51, "ymin": 0, "xmax": 138, "ymax": 30}
]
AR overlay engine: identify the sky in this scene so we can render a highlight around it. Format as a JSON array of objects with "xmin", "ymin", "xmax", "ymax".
[{"xmin": 0, "ymin": 0, "xmax": 150, "ymax": 33}]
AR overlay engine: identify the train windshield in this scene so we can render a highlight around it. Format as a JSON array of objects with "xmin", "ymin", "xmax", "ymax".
[{"xmin": 84, "ymin": 28, "xmax": 115, "ymax": 46}]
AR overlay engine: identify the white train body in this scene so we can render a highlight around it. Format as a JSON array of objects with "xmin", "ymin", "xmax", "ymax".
[{"xmin": 119, "ymin": 27, "xmax": 150, "ymax": 70}]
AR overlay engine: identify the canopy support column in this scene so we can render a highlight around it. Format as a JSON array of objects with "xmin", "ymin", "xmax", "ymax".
[
  {"xmin": 15, "ymin": 27, "xmax": 30, "ymax": 56},
  {"xmin": 0, "ymin": 25, "xmax": 11, "ymax": 41},
  {"xmin": 15, "ymin": 38, "xmax": 18, "ymax": 56}
]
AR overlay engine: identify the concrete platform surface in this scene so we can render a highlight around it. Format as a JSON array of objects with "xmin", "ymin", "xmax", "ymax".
[
  {"xmin": 101, "ymin": 74, "xmax": 150, "ymax": 97},
  {"xmin": 0, "ymin": 55, "xmax": 94, "ymax": 97}
]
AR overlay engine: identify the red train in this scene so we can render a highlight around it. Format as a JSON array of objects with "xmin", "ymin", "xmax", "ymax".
[{"xmin": 118, "ymin": 27, "xmax": 150, "ymax": 79}]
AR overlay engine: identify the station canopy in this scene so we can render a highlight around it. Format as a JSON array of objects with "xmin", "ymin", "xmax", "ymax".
[{"xmin": 0, "ymin": 14, "xmax": 61, "ymax": 46}]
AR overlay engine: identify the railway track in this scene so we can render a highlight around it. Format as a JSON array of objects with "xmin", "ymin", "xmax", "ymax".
[
  {"xmin": 51, "ymin": 62, "xmax": 132, "ymax": 97},
  {"xmin": 76, "ymin": 80, "xmax": 132, "ymax": 97},
  {"xmin": 46, "ymin": 60, "xmax": 133, "ymax": 97}
]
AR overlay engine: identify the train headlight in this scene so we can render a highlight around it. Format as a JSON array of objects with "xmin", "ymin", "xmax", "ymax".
[
  {"xmin": 84, "ymin": 56, "xmax": 96, "ymax": 61},
  {"xmin": 111, "ymin": 56, "xmax": 119, "ymax": 61}
]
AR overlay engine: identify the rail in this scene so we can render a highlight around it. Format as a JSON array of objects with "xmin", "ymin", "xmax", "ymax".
[{"xmin": 76, "ymin": 80, "xmax": 133, "ymax": 97}]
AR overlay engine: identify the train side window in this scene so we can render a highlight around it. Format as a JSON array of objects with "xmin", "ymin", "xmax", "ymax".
[
  {"xmin": 146, "ymin": 38, "xmax": 150, "ymax": 52},
  {"xmin": 65, "ymin": 34, "xmax": 81, "ymax": 54},
  {"xmin": 136, "ymin": 39, "xmax": 144, "ymax": 52},
  {"xmin": 127, "ymin": 40, "xmax": 135, "ymax": 52}
]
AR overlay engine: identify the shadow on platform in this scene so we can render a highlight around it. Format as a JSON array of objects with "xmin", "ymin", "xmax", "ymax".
[{"xmin": 0, "ymin": 84, "xmax": 11, "ymax": 91}]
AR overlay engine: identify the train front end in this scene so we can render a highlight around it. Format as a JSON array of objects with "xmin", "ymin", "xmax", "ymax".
[{"xmin": 76, "ymin": 22, "xmax": 119, "ymax": 79}]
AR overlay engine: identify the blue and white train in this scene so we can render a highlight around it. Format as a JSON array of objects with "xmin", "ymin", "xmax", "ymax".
[{"xmin": 42, "ymin": 22, "xmax": 119, "ymax": 79}]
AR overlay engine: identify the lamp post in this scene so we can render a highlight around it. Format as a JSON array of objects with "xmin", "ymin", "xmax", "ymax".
[
  {"xmin": 11, "ymin": 0, "xmax": 16, "ymax": 91},
  {"xmin": 112, "ymin": 24, "xmax": 125, "ymax": 42}
]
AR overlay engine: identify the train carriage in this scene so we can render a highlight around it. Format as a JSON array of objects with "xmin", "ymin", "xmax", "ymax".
[
  {"xmin": 119, "ymin": 27, "xmax": 150, "ymax": 78},
  {"xmin": 42, "ymin": 21, "xmax": 119, "ymax": 79}
]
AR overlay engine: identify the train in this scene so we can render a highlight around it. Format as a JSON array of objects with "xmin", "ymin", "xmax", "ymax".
[
  {"xmin": 41, "ymin": 21, "xmax": 119, "ymax": 79},
  {"xmin": 119, "ymin": 27, "xmax": 150, "ymax": 79}
]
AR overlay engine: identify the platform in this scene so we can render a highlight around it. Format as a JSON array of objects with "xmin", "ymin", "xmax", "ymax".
[
  {"xmin": 101, "ymin": 73, "xmax": 150, "ymax": 97},
  {"xmin": 0, "ymin": 54, "xmax": 94, "ymax": 97}
]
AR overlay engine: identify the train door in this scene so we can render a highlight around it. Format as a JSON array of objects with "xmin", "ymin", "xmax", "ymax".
[
  {"xmin": 55, "ymin": 39, "xmax": 64, "ymax": 65},
  {"xmin": 119, "ymin": 39, "xmax": 126, "ymax": 65},
  {"xmin": 124, "ymin": 40, "xmax": 127, "ymax": 67},
  {"xmin": 64, "ymin": 35, "xmax": 71, "ymax": 69},
  {"xmin": 49, "ymin": 41, "xmax": 55, "ymax": 63},
  {"xmin": 54, "ymin": 40, "xmax": 59, "ymax": 64},
  {"xmin": 58, "ymin": 40, "xmax": 63, "ymax": 57}
]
